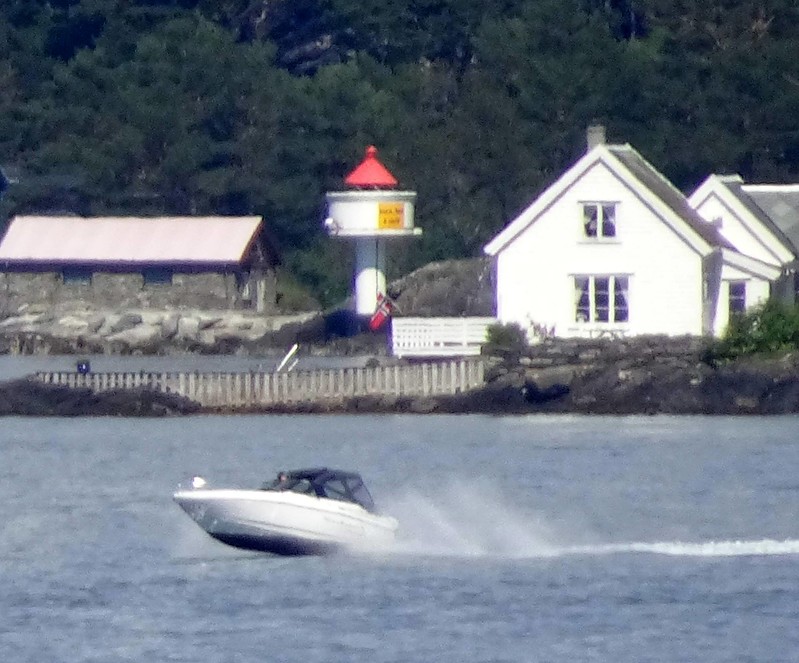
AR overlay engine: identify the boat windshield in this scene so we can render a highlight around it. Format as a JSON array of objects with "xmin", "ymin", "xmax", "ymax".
[{"xmin": 261, "ymin": 468, "xmax": 377, "ymax": 512}]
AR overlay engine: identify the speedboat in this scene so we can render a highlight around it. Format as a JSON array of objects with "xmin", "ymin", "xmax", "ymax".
[{"xmin": 173, "ymin": 468, "xmax": 398, "ymax": 556}]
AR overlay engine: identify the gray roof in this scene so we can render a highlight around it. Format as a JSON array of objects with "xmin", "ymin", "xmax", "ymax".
[
  {"xmin": 607, "ymin": 145, "xmax": 735, "ymax": 250},
  {"xmin": 740, "ymin": 185, "xmax": 799, "ymax": 254}
]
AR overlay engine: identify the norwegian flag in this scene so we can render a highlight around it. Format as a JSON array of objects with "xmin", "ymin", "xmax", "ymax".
[{"xmin": 368, "ymin": 292, "xmax": 395, "ymax": 331}]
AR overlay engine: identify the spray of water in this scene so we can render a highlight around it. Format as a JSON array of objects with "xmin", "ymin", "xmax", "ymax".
[
  {"xmin": 383, "ymin": 479, "xmax": 562, "ymax": 558},
  {"xmin": 380, "ymin": 479, "xmax": 799, "ymax": 560}
]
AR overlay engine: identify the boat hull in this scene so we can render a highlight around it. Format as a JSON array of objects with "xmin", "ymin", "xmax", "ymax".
[{"xmin": 174, "ymin": 488, "xmax": 397, "ymax": 556}]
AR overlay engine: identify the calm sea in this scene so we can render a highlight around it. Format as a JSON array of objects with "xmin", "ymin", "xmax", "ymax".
[{"xmin": 2, "ymin": 412, "xmax": 799, "ymax": 662}]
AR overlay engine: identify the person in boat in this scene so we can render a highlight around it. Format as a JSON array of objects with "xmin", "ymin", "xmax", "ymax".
[{"xmin": 261, "ymin": 471, "xmax": 289, "ymax": 490}]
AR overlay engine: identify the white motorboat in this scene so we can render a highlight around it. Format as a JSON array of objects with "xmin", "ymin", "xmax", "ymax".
[{"xmin": 173, "ymin": 468, "xmax": 398, "ymax": 556}]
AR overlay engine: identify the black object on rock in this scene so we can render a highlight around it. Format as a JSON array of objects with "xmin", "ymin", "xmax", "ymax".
[{"xmin": 521, "ymin": 381, "xmax": 570, "ymax": 403}]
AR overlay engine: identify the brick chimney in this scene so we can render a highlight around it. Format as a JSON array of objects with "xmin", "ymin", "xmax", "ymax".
[{"xmin": 586, "ymin": 124, "xmax": 606, "ymax": 152}]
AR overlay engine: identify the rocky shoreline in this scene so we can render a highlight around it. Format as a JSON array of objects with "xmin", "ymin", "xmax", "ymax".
[
  {"xmin": 0, "ymin": 258, "xmax": 492, "ymax": 357},
  {"xmin": 0, "ymin": 306, "xmax": 330, "ymax": 356},
  {"xmin": 216, "ymin": 338, "xmax": 799, "ymax": 416},
  {"xmin": 5, "ymin": 260, "xmax": 797, "ymax": 416},
  {"xmin": 5, "ymin": 335, "xmax": 799, "ymax": 416}
]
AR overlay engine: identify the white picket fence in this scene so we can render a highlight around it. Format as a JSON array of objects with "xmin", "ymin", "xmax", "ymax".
[
  {"xmin": 391, "ymin": 317, "xmax": 496, "ymax": 358},
  {"xmin": 34, "ymin": 358, "xmax": 487, "ymax": 408}
]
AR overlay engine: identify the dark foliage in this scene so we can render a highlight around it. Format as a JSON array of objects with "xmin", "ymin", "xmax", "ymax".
[
  {"xmin": 710, "ymin": 300, "xmax": 799, "ymax": 360},
  {"xmin": 3, "ymin": 1, "xmax": 799, "ymax": 305}
]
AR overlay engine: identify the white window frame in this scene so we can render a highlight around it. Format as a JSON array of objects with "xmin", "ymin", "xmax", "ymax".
[
  {"xmin": 581, "ymin": 202, "xmax": 618, "ymax": 240},
  {"xmin": 728, "ymin": 280, "xmax": 746, "ymax": 317},
  {"xmin": 574, "ymin": 275, "xmax": 630, "ymax": 325}
]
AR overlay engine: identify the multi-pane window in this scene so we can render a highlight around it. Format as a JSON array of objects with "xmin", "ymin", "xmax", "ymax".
[
  {"xmin": 729, "ymin": 281, "xmax": 746, "ymax": 317},
  {"xmin": 583, "ymin": 203, "xmax": 616, "ymax": 238},
  {"xmin": 575, "ymin": 276, "xmax": 629, "ymax": 323}
]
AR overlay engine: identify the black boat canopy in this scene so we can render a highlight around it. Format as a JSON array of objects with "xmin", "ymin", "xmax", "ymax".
[{"xmin": 262, "ymin": 467, "xmax": 377, "ymax": 513}]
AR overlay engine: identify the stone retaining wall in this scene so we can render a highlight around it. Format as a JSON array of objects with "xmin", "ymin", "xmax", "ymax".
[
  {"xmin": 0, "ymin": 307, "xmax": 321, "ymax": 355},
  {"xmin": 0, "ymin": 269, "xmax": 278, "ymax": 313}
]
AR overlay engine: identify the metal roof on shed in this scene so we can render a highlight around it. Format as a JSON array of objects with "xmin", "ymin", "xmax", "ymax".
[{"xmin": 0, "ymin": 215, "xmax": 263, "ymax": 265}]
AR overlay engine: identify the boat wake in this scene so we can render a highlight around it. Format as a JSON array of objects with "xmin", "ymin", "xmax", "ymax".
[
  {"xmin": 382, "ymin": 483, "xmax": 799, "ymax": 560},
  {"xmin": 561, "ymin": 539, "xmax": 799, "ymax": 558}
]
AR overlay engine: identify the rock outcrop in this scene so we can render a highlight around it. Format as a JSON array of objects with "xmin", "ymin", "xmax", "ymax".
[
  {"xmin": 0, "ymin": 307, "xmax": 323, "ymax": 355},
  {"xmin": 0, "ymin": 258, "xmax": 494, "ymax": 355},
  {"xmin": 0, "ymin": 379, "xmax": 200, "ymax": 416},
  {"xmin": 227, "ymin": 336, "xmax": 799, "ymax": 416},
  {"xmin": 436, "ymin": 337, "xmax": 799, "ymax": 415},
  {"xmin": 388, "ymin": 257, "xmax": 494, "ymax": 316}
]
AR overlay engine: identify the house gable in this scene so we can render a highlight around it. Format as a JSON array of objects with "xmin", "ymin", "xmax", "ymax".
[
  {"xmin": 689, "ymin": 175, "xmax": 794, "ymax": 267},
  {"xmin": 485, "ymin": 144, "xmax": 728, "ymax": 259}
]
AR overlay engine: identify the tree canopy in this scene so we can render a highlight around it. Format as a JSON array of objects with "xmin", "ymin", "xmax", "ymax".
[{"xmin": 2, "ymin": 0, "xmax": 799, "ymax": 305}]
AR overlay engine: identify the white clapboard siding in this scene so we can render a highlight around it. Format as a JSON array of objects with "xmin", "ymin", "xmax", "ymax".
[{"xmin": 391, "ymin": 317, "xmax": 495, "ymax": 358}]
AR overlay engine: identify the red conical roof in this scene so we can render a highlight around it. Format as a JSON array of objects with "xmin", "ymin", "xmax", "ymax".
[{"xmin": 344, "ymin": 146, "xmax": 398, "ymax": 188}]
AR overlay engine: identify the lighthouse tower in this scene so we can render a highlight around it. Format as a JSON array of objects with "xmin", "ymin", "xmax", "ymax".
[{"xmin": 325, "ymin": 146, "xmax": 420, "ymax": 319}]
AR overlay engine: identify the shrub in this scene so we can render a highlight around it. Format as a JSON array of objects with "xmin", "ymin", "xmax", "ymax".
[
  {"xmin": 711, "ymin": 300, "xmax": 799, "ymax": 360},
  {"xmin": 274, "ymin": 268, "xmax": 321, "ymax": 312},
  {"xmin": 484, "ymin": 322, "xmax": 529, "ymax": 356}
]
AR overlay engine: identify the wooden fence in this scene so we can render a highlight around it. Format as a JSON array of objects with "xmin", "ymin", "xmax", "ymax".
[
  {"xmin": 34, "ymin": 358, "xmax": 487, "ymax": 408},
  {"xmin": 391, "ymin": 317, "xmax": 496, "ymax": 358}
]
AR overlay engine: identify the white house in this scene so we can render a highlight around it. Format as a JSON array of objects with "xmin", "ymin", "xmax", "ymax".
[
  {"xmin": 689, "ymin": 175, "xmax": 799, "ymax": 307},
  {"xmin": 483, "ymin": 127, "xmax": 780, "ymax": 340}
]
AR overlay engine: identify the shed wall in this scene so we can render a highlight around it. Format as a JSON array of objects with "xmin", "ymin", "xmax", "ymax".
[{"xmin": 0, "ymin": 269, "xmax": 277, "ymax": 313}]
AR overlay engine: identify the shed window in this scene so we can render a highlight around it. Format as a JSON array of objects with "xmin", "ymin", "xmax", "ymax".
[
  {"xmin": 62, "ymin": 267, "xmax": 92, "ymax": 285},
  {"xmin": 143, "ymin": 267, "xmax": 173, "ymax": 286}
]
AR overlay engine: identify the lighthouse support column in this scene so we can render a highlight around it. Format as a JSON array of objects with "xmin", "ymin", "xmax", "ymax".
[{"xmin": 354, "ymin": 237, "xmax": 386, "ymax": 316}]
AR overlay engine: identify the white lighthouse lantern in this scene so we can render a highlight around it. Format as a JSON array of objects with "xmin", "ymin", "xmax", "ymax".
[{"xmin": 325, "ymin": 146, "xmax": 420, "ymax": 318}]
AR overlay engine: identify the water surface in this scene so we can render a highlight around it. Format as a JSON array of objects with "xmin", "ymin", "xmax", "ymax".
[{"xmin": 2, "ymin": 414, "xmax": 798, "ymax": 662}]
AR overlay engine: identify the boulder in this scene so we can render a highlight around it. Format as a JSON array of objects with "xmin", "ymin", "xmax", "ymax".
[
  {"xmin": 86, "ymin": 314, "xmax": 106, "ymax": 334},
  {"xmin": 56, "ymin": 315, "xmax": 89, "ymax": 330},
  {"xmin": 106, "ymin": 323, "xmax": 164, "ymax": 350},
  {"xmin": 161, "ymin": 313, "xmax": 180, "ymax": 339},
  {"xmin": 388, "ymin": 258, "xmax": 495, "ymax": 316},
  {"xmin": 176, "ymin": 316, "xmax": 201, "ymax": 341},
  {"xmin": 198, "ymin": 316, "xmax": 222, "ymax": 330},
  {"xmin": 108, "ymin": 313, "xmax": 143, "ymax": 334}
]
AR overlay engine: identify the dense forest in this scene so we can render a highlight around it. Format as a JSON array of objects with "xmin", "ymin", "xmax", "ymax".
[{"xmin": 2, "ymin": 1, "xmax": 799, "ymax": 305}]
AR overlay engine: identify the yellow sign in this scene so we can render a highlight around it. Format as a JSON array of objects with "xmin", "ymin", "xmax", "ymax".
[{"xmin": 378, "ymin": 202, "xmax": 404, "ymax": 229}]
